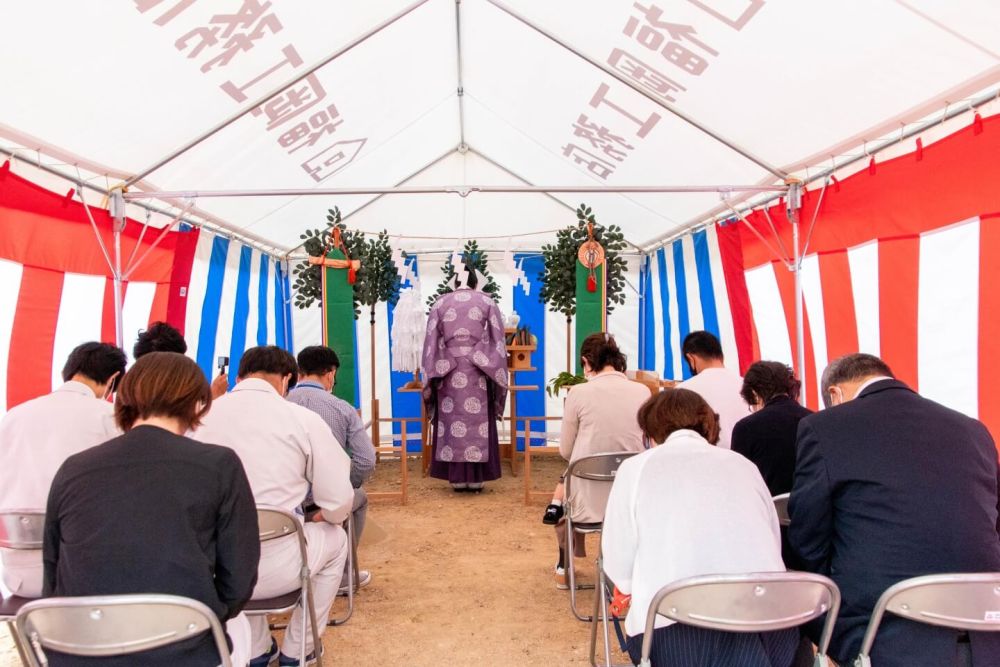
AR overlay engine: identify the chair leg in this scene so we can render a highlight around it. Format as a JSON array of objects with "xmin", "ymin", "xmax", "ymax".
[
  {"xmin": 589, "ymin": 568, "xmax": 602, "ymax": 667},
  {"xmin": 567, "ymin": 521, "xmax": 595, "ymax": 622},
  {"xmin": 305, "ymin": 577, "xmax": 324, "ymax": 667},
  {"xmin": 7, "ymin": 621, "xmax": 31, "ymax": 667},
  {"xmin": 328, "ymin": 519, "xmax": 356, "ymax": 627}
]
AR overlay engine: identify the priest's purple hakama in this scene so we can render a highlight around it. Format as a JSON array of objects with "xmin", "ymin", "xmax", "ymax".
[{"xmin": 422, "ymin": 288, "xmax": 509, "ymax": 485}]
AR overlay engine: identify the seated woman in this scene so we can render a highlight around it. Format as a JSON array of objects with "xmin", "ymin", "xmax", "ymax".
[
  {"xmin": 732, "ymin": 361, "xmax": 812, "ymax": 497},
  {"xmin": 550, "ymin": 333, "xmax": 650, "ymax": 589},
  {"xmin": 602, "ymin": 389, "xmax": 797, "ymax": 667},
  {"xmin": 42, "ymin": 352, "xmax": 260, "ymax": 666}
]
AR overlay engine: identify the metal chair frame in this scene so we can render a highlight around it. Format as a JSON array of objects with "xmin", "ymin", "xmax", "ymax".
[
  {"xmin": 772, "ymin": 493, "xmax": 791, "ymax": 527},
  {"xmin": 247, "ymin": 506, "xmax": 324, "ymax": 667},
  {"xmin": 588, "ymin": 555, "xmax": 633, "ymax": 667},
  {"xmin": 853, "ymin": 573, "xmax": 1000, "ymax": 667},
  {"xmin": 564, "ymin": 452, "xmax": 638, "ymax": 622},
  {"xmin": 14, "ymin": 593, "xmax": 232, "ymax": 666},
  {"xmin": 327, "ymin": 510, "xmax": 359, "ymax": 626},
  {"xmin": 0, "ymin": 509, "xmax": 45, "ymax": 665},
  {"xmin": 639, "ymin": 572, "xmax": 841, "ymax": 667}
]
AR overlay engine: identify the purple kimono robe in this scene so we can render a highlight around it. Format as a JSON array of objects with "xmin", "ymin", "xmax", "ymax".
[{"xmin": 422, "ymin": 289, "xmax": 509, "ymax": 483}]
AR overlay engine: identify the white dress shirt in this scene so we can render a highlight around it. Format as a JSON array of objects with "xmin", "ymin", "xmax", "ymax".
[
  {"xmin": 193, "ymin": 378, "xmax": 354, "ymax": 522},
  {"xmin": 678, "ymin": 367, "xmax": 750, "ymax": 449},
  {"xmin": 0, "ymin": 382, "xmax": 119, "ymax": 510},
  {"xmin": 0, "ymin": 381, "xmax": 119, "ymax": 596},
  {"xmin": 601, "ymin": 429, "xmax": 785, "ymax": 637}
]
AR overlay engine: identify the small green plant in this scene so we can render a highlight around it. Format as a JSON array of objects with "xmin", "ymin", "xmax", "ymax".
[{"xmin": 546, "ymin": 372, "xmax": 587, "ymax": 397}]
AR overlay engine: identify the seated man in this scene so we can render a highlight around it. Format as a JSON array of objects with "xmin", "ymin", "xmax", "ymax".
[
  {"xmin": 195, "ymin": 346, "xmax": 354, "ymax": 667},
  {"xmin": 134, "ymin": 321, "xmax": 228, "ymax": 399},
  {"xmin": 677, "ymin": 330, "xmax": 749, "ymax": 449},
  {"xmin": 0, "ymin": 342, "xmax": 126, "ymax": 597},
  {"xmin": 43, "ymin": 352, "xmax": 258, "ymax": 666},
  {"xmin": 286, "ymin": 345, "xmax": 375, "ymax": 590},
  {"xmin": 789, "ymin": 353, "xmax": 1000, "ymax": 666}
]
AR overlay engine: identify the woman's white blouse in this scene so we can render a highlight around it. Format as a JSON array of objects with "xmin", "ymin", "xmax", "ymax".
[{"xmin": 601, "ymin": 429, "xmax": 784, "ymax": 637}]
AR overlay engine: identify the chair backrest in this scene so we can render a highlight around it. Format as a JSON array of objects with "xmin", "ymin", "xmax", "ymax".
[
  {"xmin": 856, "ymin": 573, "xmax": 1000, "ymax": 660},
  {"xmin": 641, "ymin": 572, "xmax": 841, "ymax": 664},
  {"xmin": 564, "ymin": 452, "xmax": 637, "ymax": 520},
  {"xmin": 772, "ymin": 493, "xmax": 790, "ymax": 527},
  {"xmin": 15, "ymin": 594, "xmax": 231, "ymax": 667},
  {"xmin": 0, "ymin": 510, "xmax": 45, "ymax": 550},
  {"xmin": 256, "ymin": 505, "xmax": 309, "ymax": 568}
]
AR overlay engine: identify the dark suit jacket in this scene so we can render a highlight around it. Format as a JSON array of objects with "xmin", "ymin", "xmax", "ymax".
[
  {"xmin": 788, "ymin": 380, "xmax": 1000, "ymax": 667},
  {"xmin": 44, "ymin": 426, "xmax": 260, "ymax": 667},
  {"xmin": 732, "ymin": 395, "xmax": 812, "ymax": 497}
]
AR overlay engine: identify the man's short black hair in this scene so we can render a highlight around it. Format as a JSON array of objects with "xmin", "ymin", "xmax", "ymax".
[
  {"xmin": 297, "ymin": 346, "xmax": 340, "ymax": 376},
  {"xmin": 133, "ymin": 321, "xmax": 187, "ymax": 359},
  {"xmin": 682, "ymin": 331, "xmax": 724, "ymax": 360},
  {"xmin": 238, "ymin": 346, "xmax": 297, "ymax": 379},
  {"xmin": 62, "ymin": 342, "xmax": 128, "ymax": 389},
  {"xmin": 821, "ymin": 353, "xmax": 895, "ymax": 402}
]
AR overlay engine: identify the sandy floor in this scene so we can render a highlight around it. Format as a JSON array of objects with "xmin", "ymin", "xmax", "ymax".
[{"xmin": 1, "ymin": 454, "xmax": 632, "ymax": 666}]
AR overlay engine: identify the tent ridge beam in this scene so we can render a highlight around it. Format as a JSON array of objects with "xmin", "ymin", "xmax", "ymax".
[
  {"xmin": 484, "ymin": 0, "xmax": 787, "ymax": 180},
  {"xmin": 123, "ymin": 184, "xmax": 787, "ymax": 200},
  {"xmin": 123, "ymin": 0, "xmax": 434, "ymax": 187}
]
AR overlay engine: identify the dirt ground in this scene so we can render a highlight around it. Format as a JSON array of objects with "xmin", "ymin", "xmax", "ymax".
[{"xmin": 1, "ymin": 455, "xmax": 633, "ymax": 666}]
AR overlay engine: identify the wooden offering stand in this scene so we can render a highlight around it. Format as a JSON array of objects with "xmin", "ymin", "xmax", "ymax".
[{"xmin": 501, "ymin": 327, "xmax": 537, "ymax": 476}]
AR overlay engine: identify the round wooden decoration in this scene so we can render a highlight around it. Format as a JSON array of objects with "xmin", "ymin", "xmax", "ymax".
[{"xmin": 578, "ymin": 239, "xmax": 605, "ymax": 269}]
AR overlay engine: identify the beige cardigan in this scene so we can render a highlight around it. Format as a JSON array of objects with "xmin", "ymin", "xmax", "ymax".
[{"xmin": 560, "ymin": 371, "xmax": 651, "ymax": 524}]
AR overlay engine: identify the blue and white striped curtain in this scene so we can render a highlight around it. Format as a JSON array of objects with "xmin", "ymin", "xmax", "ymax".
[
  {"xmin": 638, "ymin": 225, "xmax": 739, "ymax": 381},
  {"xmin": 184, "ymin": 230, "xmax": 294, "ymax": 385}
]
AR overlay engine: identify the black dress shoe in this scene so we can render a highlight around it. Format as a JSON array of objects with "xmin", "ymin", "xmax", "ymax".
[{"xmin": 542, "ymin": 503, "xmax": 564, "ymax": 525}]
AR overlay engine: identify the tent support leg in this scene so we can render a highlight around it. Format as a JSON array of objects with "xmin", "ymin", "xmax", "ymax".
[
  {"xmin": 787, "ymin": 182, "xmax": 805, "ymax": 407},
  {"xmin": 111, "ymin": 190, "xmax": 126, "ymax": 349}
]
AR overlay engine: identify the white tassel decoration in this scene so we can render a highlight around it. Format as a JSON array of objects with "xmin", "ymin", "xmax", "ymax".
[{"xmin": 391, "ymin": 283, "xmax": 427, "ymax": 373}]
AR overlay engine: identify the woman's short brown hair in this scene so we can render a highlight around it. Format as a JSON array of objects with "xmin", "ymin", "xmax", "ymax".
[
  {"xmin": 115, "ymin": 352, "xmax": 212, "ymax": 432},
  {"xmin": 579, "ymin": 332, "xmax": 627, "ymax": 373},
  {"xmin": 636, "ymin": 388, "xmax": 720, "ymax": 445}
]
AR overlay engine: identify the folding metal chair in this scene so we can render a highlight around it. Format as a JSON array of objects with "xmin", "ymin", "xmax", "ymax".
[
  {"xmin": 853, "ymin": 573, "xmax": 1000, "ymax": 667},
  {"xmin": 772, "ymin": 493, "xmax": 791, "ymax": 527},
  {"xmin": 327, "ymin": 511, "xmax": 359, "ymax": 626},
  {"xmin": 245, "ymin": 506, "xmax": 324, "ymax": 667},
  {"xmin": 0, "ymin": 509, "xmax": 45, "ymax": 665},
  {"xmin": 14, "ymin": 593, "xmax": 232, "ymax": 666},
  {"xmin": 564, "ymin": 452, "xmax": 637, "ymax": 622},
  {"xmin": 638, "ymin": 572, "xmax": 841, "ymax": 667}
]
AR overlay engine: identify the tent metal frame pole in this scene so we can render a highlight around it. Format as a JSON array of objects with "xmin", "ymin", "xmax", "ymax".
[
  {"xmin": 668, "ymin": 85, "xmax": 1000, "ymax": 250},
  {"xmin": 787, "ymin": 183, "xmax": 806, "ymax": 407},
  {"xmin": 109, "ymin": 191, "xmax": 127, "ymax": 349},
  {"xmin": 455, "ymin": 0, "xmax": 467, "ymax": 149},
  {"xmin": 123, "ymin": 0, "xmax": 433, "ymax": 188},
  {"xmin": 467, "ymin": 146, "xmax": 575, "ymax": 214},
  {"xmin": 0, "ymin": 146, "xmax": 288, "ymax": 256},
  {"xmin": 484, "ymin": 0, "xmax": 787, "ymax": 180},
  {"xmin": 284, "ymin": 147, "xmax": 460, "ymax": 256},
  {"xmin": 641, "ymin": 85, "xmax": 1000, "ymax": 253},
  {"xmin": 123, "ymin": 184, "xmax": 786, "ymax": 200}
]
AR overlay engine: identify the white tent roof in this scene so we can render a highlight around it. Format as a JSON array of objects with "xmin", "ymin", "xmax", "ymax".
[{"xmin": 2, "ymin": 0, "xmax": 999, "ymax": 253}]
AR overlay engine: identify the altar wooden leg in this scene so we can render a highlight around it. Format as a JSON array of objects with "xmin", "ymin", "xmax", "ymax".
[
  {"xmin": 523, "ymin": 417, "xmax": 532, "ymax": 504},
  {"xmin": 508, "ymin": 389, "xmax": 518, "ymax": 478}
]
